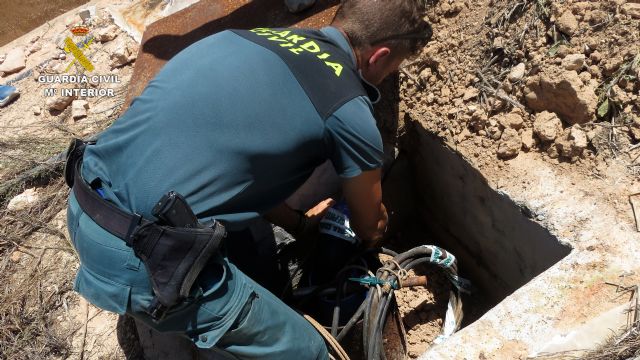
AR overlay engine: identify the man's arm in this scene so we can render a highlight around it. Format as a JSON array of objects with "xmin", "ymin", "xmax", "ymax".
[{"xmin": 342, "ymin": 169, "xmax": 388, "ymax": 247}]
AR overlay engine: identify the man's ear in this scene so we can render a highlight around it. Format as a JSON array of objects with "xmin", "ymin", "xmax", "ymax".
[{"xmin": 368, "ymin": 47, "xmax": 391, "ymax": 66}]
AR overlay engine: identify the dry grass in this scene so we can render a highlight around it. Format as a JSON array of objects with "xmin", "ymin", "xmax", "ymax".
[{"xmin": 0, "ymin": 179, "xmax": 75, "ymax": 359}]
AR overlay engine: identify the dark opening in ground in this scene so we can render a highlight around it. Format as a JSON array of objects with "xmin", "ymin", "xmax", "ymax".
[{"xmin": 378, "ymin": 100, "xmax": 573, "ymax": 327}]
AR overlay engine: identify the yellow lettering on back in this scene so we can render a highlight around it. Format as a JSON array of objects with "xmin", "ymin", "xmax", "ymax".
[
  {"xmin": 300, "ymin": 41, "xmax": 320, "ymax": 53},
  {"xmin": 279, "ymin": 43, "xmax": 295, "ymax": 48},
  {"xmin": 317, "ymin": 53, "xmax": 330, "ymax": 60},
  {"xmin": 286, "ymin": 34, "xmax": 306, "ymax": 44},
  {"xmin": 251, "ymin": 28, "xmax": 272, "ymax": 33},
  {"xmin": 325, "ymin": 61, "xmax": 343, "ymax": 76},
  {"xmin": 289, "ymin": 47, "xmax": 304, "ymax": 55},
  {"xmin": 271, "ymin": 30, "xmax": 291, "ymax": 37}
]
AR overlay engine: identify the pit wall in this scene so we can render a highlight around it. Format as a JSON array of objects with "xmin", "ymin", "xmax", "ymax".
[
  {"xmin": 395, "ymin": 118, "xmax": 640, "ymax": 359},
  {"xmin": 400, "ymin": 123, "xmax": 571, "ymax": 305}
]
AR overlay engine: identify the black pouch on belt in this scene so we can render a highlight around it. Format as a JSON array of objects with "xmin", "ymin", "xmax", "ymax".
[{"xmin": 131, "ymin": 220, "xmax": 226, "ymax": 311}]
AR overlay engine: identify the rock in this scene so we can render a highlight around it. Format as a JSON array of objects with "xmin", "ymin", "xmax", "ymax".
[
  {"xmin": 46, "ymin": 94, "xmax": 76, "ymax": 111},
  {"xmin": 27, "ymin": 42, "xmax": 42, "ymax": 55},
  {"xmin": 78, "ymin": 5, "xmax": 97, "ymax": 22},
  {"xmin": 555, "ymin": 126, "xmax": 588, "ymax": 158},
  {"xmin": 524, "ymin": 69, "xmax": 598, "ymax": 125},
  {"xmin": 533, "ymin": 111, "xmax": 563, "ymax": 142},
  {"xmin": 462, "ymin": 87, "xmax": 479, "ymax": 101},
  {"xmin": 457, "ymin": 127, "xmax": 472, "ymax": 142},
  {"xmin": 562, "ymin": 54, "xmax": 585, "ymax": 71},
  {"xmin": 497, "ymin": 128, "xmax": 522, "ymax": 159},
  {"xmin": 7, "ymin": 188, "xmax": 39, "ymax": 211},
  {"xmin": 622, "ymin": 3, "xmax": 640, "ymax": 19},
  {"xmin": 10, "ymin": 251, "xmax": 22, "ymax": 263},
  {"xmin": 469, "ymin": 109, "xmax": 489, "ymax": 132},
  {"xmin": 521, "ymin": 128, "xmax": 535, "ymax": 151},
  {"xmin": 555, "ymin": 45, "xmax": 571, "ymax": 58},
  {"xmin": 556, "ymin": 11, "xmax": 579, "ymax": 36},
  {"xmin": 498, "ymin": 112, "xmax": 524, "ymax": 130},
  {"xmin": 0, "ymin": 54, "xmax": 4, "ymax": 64},
  {"xmin": 110, "ymin": 39, "xmax": 137, "ymax": 68},
  {"xmin": 0, "ymin": 46, "xmax": 26, "ymax": 76},
  {"xmin": 555, "ymin": 130, "xmax": 574, "ymax": 158},
  {"xmin": 96, "ymin": 25, "xmax": 119, "ymax": 43},
  {"xmin": 488, "ymin": 124, "xmax": 503, "ymax": 140},
  {"xmin": 72, "ymin": 100, "xmax": 89, "ymax": 119},
  {"xmin": 589, "ymin": 51, "xmax": 602, "ymax": 63},
  {"xmin": 603, "ymin": 56, "xmax": 624, "ymax": 77},
  {"xmin": 547, "ymin": 143, "xmax": 560, "ymax": 159},
  {"xmin": 508, "ymin": 63, "xmax": 526, "ymax": 82},
  {"xmin": 570, "ymin": 126, "xmax": 588, "ymax": 152},
  {"xmin": 630, "ymin": 115, "xmax": 640, "ymax": 142},
  {"xmin": 32, "ymin": 106, "xmax": 41, "ymax": 116}
]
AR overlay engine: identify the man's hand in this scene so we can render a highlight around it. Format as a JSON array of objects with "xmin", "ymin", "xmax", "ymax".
[
  {"xmin": 264, "ymin": 198, "xmax": 335, "ymax": 238},
  {"xmin": 302, "ymin": 198, "xmax": 336, "ymax": 234},
  {"xmin": 342, "ymin": 169, "xmax": 388, "ymax": 248}
]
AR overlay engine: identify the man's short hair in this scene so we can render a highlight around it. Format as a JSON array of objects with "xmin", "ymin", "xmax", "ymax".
[{"xmin": 332, "ymin": 0, "xmax": 431, "ymax": 56}]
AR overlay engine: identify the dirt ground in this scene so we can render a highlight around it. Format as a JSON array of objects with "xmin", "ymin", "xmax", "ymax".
[
  {"xmin": 0, "ymin": 0, "xmax": 90, "ymax": 47},
  {"xmin": 1, "ymin": 0, "xmax": 639, "ymax": 359}
]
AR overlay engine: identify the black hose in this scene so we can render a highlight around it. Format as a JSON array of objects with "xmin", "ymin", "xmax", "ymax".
[{"xmin": 336, "ymin": 294, "xmax": 368, "ymax": 341}]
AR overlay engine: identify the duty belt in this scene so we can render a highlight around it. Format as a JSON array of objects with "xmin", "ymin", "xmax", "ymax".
[{"xmin": 64, "ymin": 139, "xmax": 226, "ymax": 320}]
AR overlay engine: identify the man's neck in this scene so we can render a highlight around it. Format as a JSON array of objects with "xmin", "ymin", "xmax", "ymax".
[{"xmin": 334, "ymin": 26, "xmax": 362, "ymax": 70}]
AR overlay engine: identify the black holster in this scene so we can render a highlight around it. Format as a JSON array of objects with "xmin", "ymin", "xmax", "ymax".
[
  {"xmin": 65, "ymin": 138, "xmax": 226, "ymax": 320},
  {"xmin": 131, "ymin": 221, "xmax": 226, "ymax": 311}
]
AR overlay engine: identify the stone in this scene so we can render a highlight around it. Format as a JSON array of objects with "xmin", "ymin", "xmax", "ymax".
[
  {"xmin": 27, "ymin": 42, "xmax": 42, "ymax": 55},
  {"xmin": 0, "ymin": 46, "xmax": 26, "ymax": 76},
  {"xmin": 457, "ymin": 127, "xmax": 472, "ymax": 142},
  {"xmin": 622, "ymin": 3, "xmax": 640, "ymax": 19},
  {"xmin": 110, "ymin": 39, "xmax": 137, "ymax": 68},
  {"xmin": 78, "ymin": 5, "xmax": 97, "ymax": 22},
  {"xmin": 570, "ymin": 126, "xmax": 588, "ymax": 152},
  {"xmin": 524, "ymin": 69, "xmax": 598, "ymax": 125},
  {"xmin": 555, "ymin": 130, "xmax": 574, "ymax": 158},
  {"xmin": 497, "ymin": 128, "xmax": 522, "ymax": 159},
  {"xmin": 533, "ymin": 111, "xmax": 563, "ymax": 142},
  {"xmin": 96, "ymin": 25, "xmax": 119, "ymax": 43},
  {"xmin": 46, "ymin": 94, "xmax": 76, "ymax": 111},
  {"xmin": 469, "ymin": 109, "xmax": 489, "ymax": 132},
  {"xmin": 556, "ymin": 11, "xmax": 579, "ymax": 36},
  {"xmin": 72, "ymin": 100, "xmax": 89, "ymax": 119},
  {"xmin": 7, "ymin": 188, "xmax": 39, "ymax": 211},
  {"xmin": 462, "ymin": 87, "xmax": 479, "ymax": 101},
  {"xmin": 555, "ymin": 126, "xmax": 588, "ymax": 158},
  {"xmin": 498, "ymin": 112, "xmax": 524, "ymax": 130},
  {"xmin": 562, "ymin": 54, "xmax": 585, "ymax": 71},
  {"xmin": 10, "ymin": 251, "xmax": 22, "ymax": 263},
  {"xmin": 488, "ymin": 125, "xmax": 503, "ymax": 140},
  {"xmin": 32, "ymin": 106, "xmax": 41, "ymax": 116},
  {"xmin": 508, "ymin": 63, "xmax": 526, "ymax": 82},
  {"xmin": 521, "ymin": 128, "xmax": 535, "ymax": 151}
]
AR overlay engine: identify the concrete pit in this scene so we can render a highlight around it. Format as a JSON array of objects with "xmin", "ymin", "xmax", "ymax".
[{"xmin": 383, "ymin": 125, "xmax": 572, "ymax": 326}]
